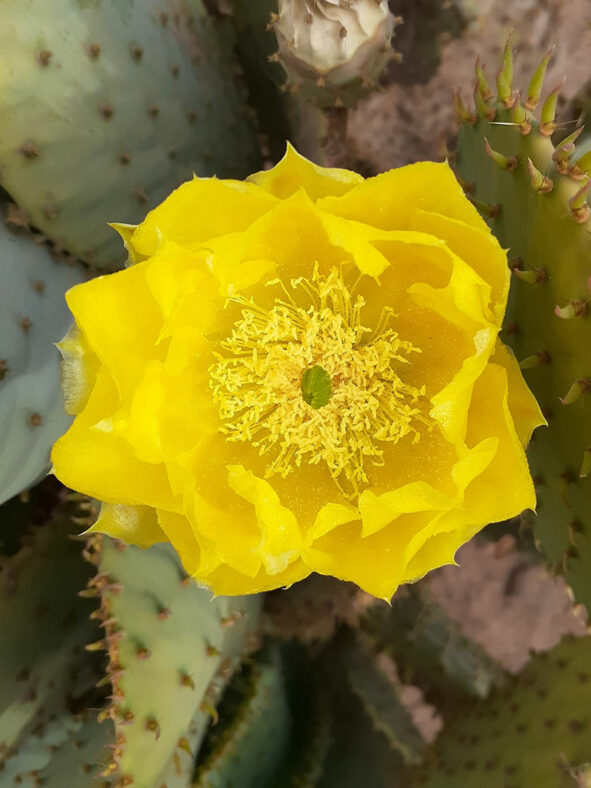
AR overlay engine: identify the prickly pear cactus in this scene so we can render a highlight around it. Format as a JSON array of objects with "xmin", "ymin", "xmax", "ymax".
[
  {"xmin": 0, "ymin": 219, "xmax": 85, "ymax": 504},
  {"xmin": 270, "ymin": 0, "xmax": 400, "ymax": 108},
  {"xmin": 453, "ymin": 39, "xmax": 591, "ymax": 613},
  {"xmin": 412, "ymin": 635, "xmax": 591, "ymax": 787},
  {"xmin": 0, "ymin": 0, "xmax": 261, "ymax": 269},
  {"xmin": 193, "ymin": 645, "xmax": 291, "ymax": 787},
  {"xmin": 85, "ymin": 534, "xmax": 262, "ymax": 787},
  {"xmin": 0, "ymin": 502, "xmax": 100, "ymax": 779}
]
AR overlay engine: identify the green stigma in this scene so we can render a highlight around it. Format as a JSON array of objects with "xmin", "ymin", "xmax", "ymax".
[{"xmin": 301, "ymin": 365, "xmax": 333, "ymax": 410}]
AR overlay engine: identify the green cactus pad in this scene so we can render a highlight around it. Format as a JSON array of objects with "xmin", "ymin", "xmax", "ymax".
[
  {"xmin": 362, "ymin": 586, "xmax": 506, "ymax": 704},
  {"xmin": 0, "ymin": 0, "xmax": 260, "ymax": 269},
  {"xmin": 453, "ymin": 39, "xmax": 591, "ymax": 614},
  {"xmin": 90, "ymin": 535, "xmax": 262, "ymax": 788},
  {"xmin": 0, "ymin": 503, "xmax": 99, "ymax": 771},
  {"xmin": 412, "ymin": 635, "xmax": 591, "ymax": 787},
  {"xmin": 31, "ymin": 715, "xmax": 113, "ymax": 788},
  {"xmin": 338, "ymin": 634, "xmax": 424, "ymax": 766},
  {"xmin": 0, "ymin": 221, "xmax": 84, "ymax": 504},
  {"xmin": 193, "ymin": 645, "xmax": 291, "ymax": 787}
]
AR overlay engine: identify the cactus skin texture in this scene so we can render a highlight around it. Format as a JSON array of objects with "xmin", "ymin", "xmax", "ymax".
[
  {"xmin": 193, "ymin": 644, "xmax": 291, "ymax": 787},
  {"xmin": 0, "ymin": 502, "xmax": 101, "ymax": 781},
  {"xmin": 270, "ymin": 0, "xmax": 400, "ymax": 108},
  {"xmin": 86, "ymin": 535, "xmax": 262, "ymax": 788},
  {"xmin": 0, "ymin": 0, "xmax": 261, "ymax": 269},
  {"xmin": 453, "ymin": 39, "xmax": 591, "ymax": 614},
  {"xmin": 0, "ymin": 220, "xmax": 85, "ymax": 504},
  {"xmin": 412, "ymin": 635, "xmax": 591, "ymax": 787}
]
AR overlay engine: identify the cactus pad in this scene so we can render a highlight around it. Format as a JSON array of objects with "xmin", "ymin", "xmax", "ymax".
[
  {"xmin": 88, "ymin": 535, "xmax": 262, "ymax": 787},
  {"xmin": 413, "ymin": 635, "xmax": 591, "ymax": 787},
  {"xmin": 0, "ymin": 0, "xmax": 260, "ymax": 268},
  {"xmin": 453, "ymin": 39, "xmax": 591, "ymax": 613},
  {"xmin": 0, "ymin": 220, "xmax": 84, "ymax": 504}
]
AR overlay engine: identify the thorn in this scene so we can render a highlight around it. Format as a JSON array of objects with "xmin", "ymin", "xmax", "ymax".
[
  {"xmin": 519, "ymin": 351, "xmax": 551, "ymax": 370},
  {"xmin": 469, "ymin": 197, "xmax": 500, "ymax": 219},
  {"xmin": 178, "ymin": 737, "xmax": 193, "ymax": 757},
  {"xmin": 220, "ymin": 611, "xmax": 246, "ymax": 627},
  {"xmin": 511, "ymin": 265, "xmax": 547, "ymax": 284},
  {"xmin": 180, "ymin": 671, "xmax": 195, "ymax": 689},
  {"xmin": 199, "ymin": 699, "xmax": 219, "ymax": 724},
  {"xmin": 484, "ymin": 138, "xmax": 518, "ymax": 171},
  {"xmin": 500, "ymin": 32, "xmax": 514, "ymax": 87},
  {"xmin": 527, "ymin": 158, "xmax": 553, "ymax": 193},
  {"xmin": 552, "ymin": 127, "xmax": 584, "ymax": 175},
  {"xmin": 135, "ymin": 646, "xmax": 151, "ymax": 660},
  {"xmin": 539, "ymin": 82, "xmax": 564, "ymax": 136},
  {"xmin": 497, "ymin": 65, "xmax": 517, "ymax": 109},
  {"xmin": 569, "ymin": 179, "xmax": 591, "ymax": 223},
  {"xmin": 454, "ymin": 170, "xmax": 475, "ymax": 193},
  {"xmin": 580, "ymin": 449, "xmax": 591, "ymax": 478},
  {"xmin": 79, "ymin": 588, "xmax": 101, "ymax": 598},
  {"xmin": 571, "ymin": 148, "xmax": 591, "ymax": 180},
  {"xmin": 475, "ymin": 57, "xmax": 493, "ymax": 100},
  {"xmin": 474, "ymin": 78, "xmax": 495, "ymax": 120},
  {"xmin": 157, "ymin": 606, "xmax": 171, "ymax": 620},
  {"xmin": 560, "ymin": 378, "xmax": 591, "ymax": 405},
  {"xmin": 554, "ymin": 300, "xmax": 587, "ymax": 319},
  {"xmin": 511, "ymin": 96, "xmax": 532, "ymax": 134},
  {"xmin": 85, "ymin": 638, "xmax": 107, "ymax": 652},
  {"xmin": 525, "ymin": 46, "xmax": 554, "ymax": 110},
  {"xmin": 145, "ymin": 717, "xmax": 161, "ymax": 740}
]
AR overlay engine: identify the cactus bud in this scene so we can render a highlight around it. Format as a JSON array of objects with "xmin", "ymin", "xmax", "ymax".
[{"xmin": 271, "ymin": 0, "xmax": 398, "ymax": 108}]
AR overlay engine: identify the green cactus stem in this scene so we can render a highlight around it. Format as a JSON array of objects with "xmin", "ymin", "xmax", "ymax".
[{"xmin": 453, "ymin": 37, "xmax": 591, "ymax": 614}]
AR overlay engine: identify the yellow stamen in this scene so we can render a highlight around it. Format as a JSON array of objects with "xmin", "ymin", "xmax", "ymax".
[{"xmin": 209, "ymin": 267, "xmax": 429, "ymax": 497}]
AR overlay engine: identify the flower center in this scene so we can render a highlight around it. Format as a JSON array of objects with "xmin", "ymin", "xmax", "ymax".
[{"xmin": 208, "ymin": 266, "xmax": 429, "ymax": 497}]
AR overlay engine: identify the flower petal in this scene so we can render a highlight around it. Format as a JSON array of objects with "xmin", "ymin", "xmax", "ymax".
[
  {"xmin": 227, "ymin": 465, "xmax": 303, "ymax": 576},
  {"xmin": 87, "ymin": 503, "xmax": 167, "ymax": 548},
  {"xmin": 66, "ymin": 262, "xmax": 164, "ymax": 402},
  {"xmin": 247, "ymin": 142, "xmax": 364, "ymax": 201},
  {"xmin": 492, "ymin": 341, "xmax": 546, "ymax": 447},
  {"xmin": 51, "ymin": 368, "xmax": 177, "ymax": 510},
  {"xmin": 318, "ymin": 161, "xmax": 490, "ymax": 234},
  {"xmin": 130, "ymin": 178, "xmax": 278, "ymax": 257}
]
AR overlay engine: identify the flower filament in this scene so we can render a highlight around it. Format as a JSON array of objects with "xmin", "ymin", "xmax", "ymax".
[{"xmin": 209, "ymin": 266, "xmax": 428, "ymax": 497}]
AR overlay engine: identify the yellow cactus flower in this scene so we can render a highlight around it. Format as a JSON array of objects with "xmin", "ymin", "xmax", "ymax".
[{"xmin": 51, "ymin": 145, "xmax": 544, "ymax": 600}]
